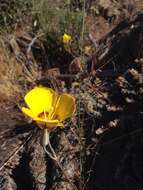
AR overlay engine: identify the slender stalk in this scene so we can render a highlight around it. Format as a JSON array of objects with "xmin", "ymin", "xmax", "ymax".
[
  {"xmin": 43, "ymin": 129, "xmax": 78, "ymax": 190},
  {"xmin": 80, "ymin": 0, "xmax": 86, "ymax": 58},
  {"xmin": 42, "ymin": 128, "xmax": 49, "ymax": 146}
]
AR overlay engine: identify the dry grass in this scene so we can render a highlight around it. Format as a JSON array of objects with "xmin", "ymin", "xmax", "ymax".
[
  {"xmin": 0, "ymin": 31, "xmax": 44, "ymax": 106},
  {"xmin": 0, "ymin": 36, "xmax": 23, "ymax": 104}
]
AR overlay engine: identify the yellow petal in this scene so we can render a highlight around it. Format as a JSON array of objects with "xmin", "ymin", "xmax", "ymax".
[
  {"xmin": 46, "ymin": 122, "xmax": 63, "ymax": 128},
  {"xmin": 35, "ymin": 118, "xmax": 59, "ymax": 123},
  {"xmin": 36, "ymin": 120, "xmax": 63, "ymax": 128},
  {"xmin": 84, "ymin": 46, "xmax": 91, "ymax": 55},
  {"xmin": 24, "ymin": 86, "xmax": 57, "ymax": 116},
  {"xmin": 22, "ymin": 107, "xmax": 36, "ymax": 119},
  {"xmin": 53, "ymin": 94, "xmax": 76, "ymax": 122},
  {"xmin": 63, "ymin": 33, "xmax": 72, "ymax": 44}
]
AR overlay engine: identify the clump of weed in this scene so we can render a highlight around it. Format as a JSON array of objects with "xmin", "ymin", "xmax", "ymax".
[
  {"xmin": 0, "ymin": 0, "xmax": 31, "ymax": 30},
  {"xmin": 32, "ymin": 0, "xmax": 91, "ymax": 56},
  {"xmin": 0, "ymin": 36, "xmax": 24, "ymax": 104}
]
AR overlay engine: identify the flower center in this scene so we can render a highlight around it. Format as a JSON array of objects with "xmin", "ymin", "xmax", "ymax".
[
  {"xmin": 38, "ymin": 112, "xmax": 49, "ymax": 120},
  {"xmin": 52, "ymin": 114, "xmax": 59, "ymax": 120}
]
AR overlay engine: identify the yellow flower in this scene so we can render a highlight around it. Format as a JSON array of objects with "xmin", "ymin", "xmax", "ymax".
[
  {"xmin": 22, "ymin": 86, "xmax": 76, "ymax": 131},
  {"xmin": 63, "ymin": 33, "xmax": 72, "ymax": 44},
  {"xmin": 84, "ymin": 46, "xmax": 91, "ymax": 55}
]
